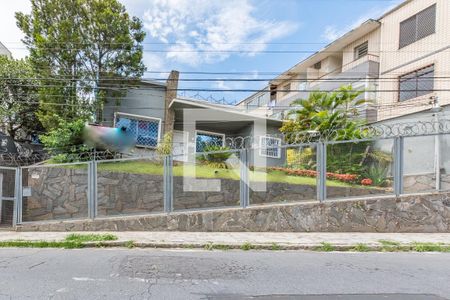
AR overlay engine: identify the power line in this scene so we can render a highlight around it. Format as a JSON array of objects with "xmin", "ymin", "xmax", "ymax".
[
  {"xmin": 5, "ymin": 46, "xmax": 450, "ymax": 54},
  {"xmin": 2, "ymin": 76, "xmax": 450, "ymax": 82}
]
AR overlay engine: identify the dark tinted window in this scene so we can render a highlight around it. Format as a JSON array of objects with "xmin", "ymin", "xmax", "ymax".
[{"xmin": 399, "ymin": 65, "xmax": 434, "ymax": 101}]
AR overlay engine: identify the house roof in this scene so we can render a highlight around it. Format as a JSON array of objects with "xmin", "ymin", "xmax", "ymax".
[
  {"xmin": 140, "ymin": 79, "xmax": 167, "ymax": 87},
  {"xmin": 170, "ymin": 97, "xmax": 283, "ymax": 126}
]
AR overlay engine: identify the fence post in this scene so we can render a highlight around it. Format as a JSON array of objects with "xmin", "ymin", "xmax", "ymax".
[
  {"xmin": 239, "ymin": 148, "xmax": 249, "ymax": 208},
  {"xmin": 163, "ymin": 155, "xmax": 173, "ymax": 213},
  {"xmin": 316, "ymin": 142, "xmax": 327, "ymax": 202},
  {"xmin": 394, "ymin": 136, "xmax": 404, "ymax": 197},
  {"xmin": 87, "ymin": 161, "xmax": 97, "ymax": 219},
  {"xmin": 13, "ymin": 167, "xmax": 23, "ymax": 225}
]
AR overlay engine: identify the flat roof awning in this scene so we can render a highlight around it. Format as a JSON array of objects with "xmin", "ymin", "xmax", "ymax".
[{"xmin": 170, "ymin": 98, "xmax": 283, "ymax": 133}]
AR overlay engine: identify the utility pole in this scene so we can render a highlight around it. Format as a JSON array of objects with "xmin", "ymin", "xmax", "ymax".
[{"xmin": 431, "ymin": 96, "xmax": 442, "ymax": 191}]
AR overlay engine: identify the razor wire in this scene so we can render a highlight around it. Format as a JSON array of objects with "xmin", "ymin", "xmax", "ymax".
[
  {"xmin": 2, "ymin": 119, "xmax": 449, "ymax": 165},
  {"xmin": 222, "ymin": 118, "xmax": 450, "ymax": 149}
]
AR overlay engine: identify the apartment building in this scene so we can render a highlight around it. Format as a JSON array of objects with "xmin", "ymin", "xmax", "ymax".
[{"xmin": 238, "ymin": 0, "xmax": 449, "ymax": 122}]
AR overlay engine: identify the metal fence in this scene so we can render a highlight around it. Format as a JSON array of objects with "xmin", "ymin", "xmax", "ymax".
[{"xmin": 1, "ymin": 131, "xmax": 449, "ymax": 226}]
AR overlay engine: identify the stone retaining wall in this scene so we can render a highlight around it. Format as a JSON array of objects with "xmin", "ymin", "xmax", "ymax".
[
  {"xmin": 21, "ymin": 167, "xmax": 387, "ymax": 222},
  {"xmin": 17, "ymin": 192, "xmax": 450, "ymax": 233},
  {"xmin": 404, "ymin": 173, "xmax": 450, "ymax": 193}
]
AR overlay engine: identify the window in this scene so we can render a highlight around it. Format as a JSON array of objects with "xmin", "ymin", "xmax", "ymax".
[
  {"xmin": 354, "ymin": 41, "xmax": 368, "ymax": 60},
  {"xmin": 282, "ymin": 83, "xmax": 291, "ymax": 96},
  {"xmin": 195, "ymin": 130, "xmax": 225, "ymax": 152},
  {"xmin": 399, "ymin": 4, "xmax": 436, "ymax": 48},
  {"xmin": 115, "ymin": 113, "xmax": 161, "ymax": 148},
  {"xmin": 399, "ymin": 65, "xmax": 434, "ymax": 101},
  {"xmin": 259, "ymin": 136, "xmax": 281, "ymax": 159}
]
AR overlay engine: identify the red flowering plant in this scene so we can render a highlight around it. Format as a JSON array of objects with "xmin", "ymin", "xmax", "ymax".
[{"xmin": 361, "ymin": 178, "xmax": 373, "ymax": 186}]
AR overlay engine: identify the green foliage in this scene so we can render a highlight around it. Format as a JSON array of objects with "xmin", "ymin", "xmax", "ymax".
[
  {"xmin": 287, "ymin": 147, "xmax": 315, "ymax": 170},
  {"xmin": 16, "ymin": 0, "xmax": 146, "ymax": 130},
  {"xmin": 156, "ymin": 131, "xmax": 173, "ymax": 157},
  {"xmin": 39, "ymin": 118, "xmax": 90, "ymax": 162},
  {"xmin": 65, "ymin": 233, "xmax": 118, "ymax": 242},
  {"xmin": 270, "ymin": 243, "xmax": 282, "ymax": 251},
  {"xmin": 0, "ymin": 240, "xmax": 84, "ymax": 249},
  {"xmin": 240, "ymin": 242, "xmax": 256, "ymax": 251},
  {"xmin": 280, "ymin": 85, "xmax": 368, "ymax": 142},
  {"xmin": 326, "ymin": 142, "xmax": 369, "ymax": 175},
  {"xmin": 204, "ymin": 243, "xmax": 231, "ymax": 251},
  {"xmin": 0, "ymin": 56, "xmax": 43, "ymax": 140},
  {"xmin": 364, "ymin": 163, "xmax": 389, "ymax": 187},
  {"xmin": 412, "ymin": 242, "xmax": 450, "ymax": 253},
  {"xmin": 125, "ymin": 240, "xmax": 136, "ymax": 249},
  {"xmin": 352, "ymin": 243, "xmax": 369, "ymax": 252},
  {"xmin": 197, "ymin": 145, "xmax": 232, "ymax": 169},
  {"xmin": 316, "ymin": 242, "xmax": 335, "ymax": 252}
]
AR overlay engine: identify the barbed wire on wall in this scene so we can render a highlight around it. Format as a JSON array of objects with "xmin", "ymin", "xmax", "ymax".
[{"xmin": 2, "ymin": 119, "xmax": 450, "ymax": 167}]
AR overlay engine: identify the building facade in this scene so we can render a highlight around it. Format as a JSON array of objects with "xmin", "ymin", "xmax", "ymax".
[
  {"xmin": 238, "ymin": 0, "xmax": 449, "ymax": 122},
  {"xmin": 0, "ymin": 41, "xmax": 12, "ymax": 58}
]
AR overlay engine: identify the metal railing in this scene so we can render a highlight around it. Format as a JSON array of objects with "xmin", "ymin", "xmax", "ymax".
[{"xmin": 1, "ymin": 131, "xmax": 449, "ymax": 226}]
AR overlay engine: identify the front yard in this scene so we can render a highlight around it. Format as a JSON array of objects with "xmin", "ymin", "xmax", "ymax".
[{"xmin": 96, "ymin": 160, "xmax": 359, "ymax": 188}]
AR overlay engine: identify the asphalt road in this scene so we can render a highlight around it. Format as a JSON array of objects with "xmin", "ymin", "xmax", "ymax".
[{"xmin": 0, "ymin": 249, "xmax": 449, "ymax": 300}]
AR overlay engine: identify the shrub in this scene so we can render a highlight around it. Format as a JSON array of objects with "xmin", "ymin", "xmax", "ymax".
[
  {"xmin": 197, "ymin": 145, "xmax": 232, "ymax": 169},
  {"xmin": 364, "ymin": 164, "xmax": 389, "ymax": 187},
  {"xmin": 39, "ymin": 118, "xmax": 90, "ymax": 163},
  {"xmin": 361, "ymin": 178, "xmax": 373, "ymax": 186}
]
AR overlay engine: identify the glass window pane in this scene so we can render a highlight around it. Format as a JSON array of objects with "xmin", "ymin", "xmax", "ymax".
[
  {"xmin": 417, "ymin": 66, "xmax": 434, "ymax": 97},
  {"xmin": 399, "ymin": 76, "xmax": 417, "ymax": 101}
]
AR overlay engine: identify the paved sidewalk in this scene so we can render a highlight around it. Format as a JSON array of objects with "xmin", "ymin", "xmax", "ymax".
[{"xmin": 1, "ymin": 231, "xmax": 450, "ymax": 250}]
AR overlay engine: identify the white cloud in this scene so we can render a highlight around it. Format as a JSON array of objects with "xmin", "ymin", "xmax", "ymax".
[
  {"xmin": 143, "ymin": 52, "xmax": 166, "ymax": 71},
  {"xmin": 143, "ymin": 0, "xmax": 298, "ymax": 66}
]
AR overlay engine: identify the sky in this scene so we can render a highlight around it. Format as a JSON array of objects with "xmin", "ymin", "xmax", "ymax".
[{"xmin": 0, "ymin": 0, "xmax": 404, "ymax": 103}]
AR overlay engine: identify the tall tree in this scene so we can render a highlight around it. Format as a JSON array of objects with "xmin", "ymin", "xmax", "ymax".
[
  {"xmin": 0, "ymin": 56, "xmax": 43, "ymax": 141},
  {"xmin": 16, "ymin": 0, "xmax": 146, "ymax": 130}
]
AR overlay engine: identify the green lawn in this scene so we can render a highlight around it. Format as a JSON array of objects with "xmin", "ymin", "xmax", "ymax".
[{"xmin": 96, "ymin": 160, "xmax": 352, "ymax": 187}]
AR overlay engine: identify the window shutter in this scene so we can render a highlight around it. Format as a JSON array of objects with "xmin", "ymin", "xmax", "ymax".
[
  {"xmin": 417, "ymin": 4, "xmax": 436, "ymax": 40},
  {"xmin": 399, "ymin": 15, "xmax": 417, "ymax": 48},
  {"xmin": 354, "ymin": 41, "xmax": 368, "ymax": 60},
  {"xmin": 399, "ymin": 4, "xmax": 436, "ymax": 48}
]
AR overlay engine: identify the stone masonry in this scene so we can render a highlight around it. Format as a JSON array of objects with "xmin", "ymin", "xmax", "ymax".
[
  {"xmin": 21, "ymin": 166, "xmax": 387, "ymax": 222},
  {"xmin": 17, "ymin": 192, "xmax": 450, "ymax": 233}
]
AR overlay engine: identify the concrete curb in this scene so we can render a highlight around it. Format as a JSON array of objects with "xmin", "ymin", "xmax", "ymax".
[{"xmin": 79, "ymin": 241, "xmax": 447, "ymax": 251}]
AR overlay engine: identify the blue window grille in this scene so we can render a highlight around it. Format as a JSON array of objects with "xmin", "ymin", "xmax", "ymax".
[
  {"xmin": 196, "ymin": 131, "xmax": 224, "ymax": 152},
  {"xmin": 115, "ymin": 114, "xmax": 160, "ymax": 148}
]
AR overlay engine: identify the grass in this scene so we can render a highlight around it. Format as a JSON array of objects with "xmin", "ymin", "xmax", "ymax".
[
  {"xmin": 240, "ymin": 242, "xmax": 256, "ymax": 251},
  {"xmin": 94, "ymin": 160, "xmax": 352, "ymax": 188},
  {"xmin": 316, "ymin": 242, "xmax": 335, "ymax": 252},
  {"xmin": 378, "ymin": 239, "xmax": 403, "ymax": 252},
  {"xmin": 204, "ymin": 243, "xmax": 231, "ymax": 251},
  {"xmin": 125, "ymin": 240, "xmax": 135, "ymax": 249},
  {"xmin": 411, "ymin": 242, "xmax": 450, "ymax": 252},
  {"xmin": 352, "ymin": 243, "xmax": 370, "ymax": 252},
  {"xmin": 0, "ymin": 240, "xmax": 84, "ymax": 249},
  {"xmin": 270, "ymin": 243, "xmax": 282, "ymax": 251},
  {"xmin": 0, "ymin": 239, "xmax": 449, "ymax": 252},
  {"xmin": 65, "ymin": 233, "xmax": 118, "ymax": 242},
  {"xmin": 0, "ymin": 234, "xmax": 119, "ymax": 249}
]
